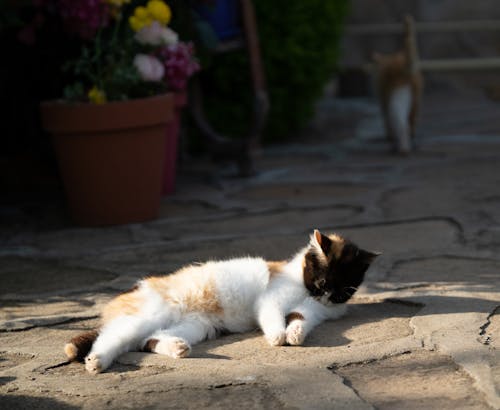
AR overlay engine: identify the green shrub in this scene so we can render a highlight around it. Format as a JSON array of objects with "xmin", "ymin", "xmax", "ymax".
[{"xmin": 197, "ymin": 0, "xmax": 349, "ymax": 142}]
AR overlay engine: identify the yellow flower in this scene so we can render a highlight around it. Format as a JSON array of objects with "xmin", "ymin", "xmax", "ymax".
[
  {"xmin": 134, "ymin": 6, "xmax": 149, "ymax": 19},
  {"xmin": 88, "ymin": 86, "xmax": 107, "ymax": 104},
  {"xmin": 129, "ymin": 6, "xmax": 153, "ymax": 31},
  {"xmin": 146, "ymin": 0, "xmax": 171, "ymax": 25},
  {"xmin": 129, "ymin": 1, "xmax": 172, "ymax": 31}
]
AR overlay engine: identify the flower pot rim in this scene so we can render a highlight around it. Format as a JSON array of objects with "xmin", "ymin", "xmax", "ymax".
[
  {"xmin": 40, "ymin": 92, "xmax": 175, "ymax": 134},
  {"xmin": 40, "ymin": 92, "xmax": 174, "ymax": 109}
]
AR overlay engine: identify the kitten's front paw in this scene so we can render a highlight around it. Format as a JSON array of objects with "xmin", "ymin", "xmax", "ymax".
[
  {"xmin": 286, "ymin": 320, "xmax": 305, "ymax": 346},
  {"xmin": 157, "ymin": 337, "xmax": 191, "ymax": 358},
  {"xmin": 265, "ymin": 330, "xmax": 286, "ymax": 346},
  {"xmin": 85, "ymin": 353, "xmax": 105, "ymax": 375}
]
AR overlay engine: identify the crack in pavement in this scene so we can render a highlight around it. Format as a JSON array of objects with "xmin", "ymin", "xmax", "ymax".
[
  {"xmin": 383, "ymin": 298, "xmax": 425, "ymax": 308},
  {"xmin": 0, "ymin": 315, "xmax": 99, "ymax": 333},
  {"xmin": 331, "ymin": 370, "xmax": 376, "ymax": 410},
  {"xmin": 479, "ymin": 305, "xmax": 500, "ymax": 345},
  {"xmin": 327, "ymin": 350, "xmax": 414, "ymax": 372}
]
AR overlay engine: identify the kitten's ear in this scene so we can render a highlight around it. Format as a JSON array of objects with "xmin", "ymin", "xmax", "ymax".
[
  {"xmin": 311, "ymin": 229, "xmax": 332, "ymax": 255},
  {"xmin": 359, "ymin": 249, "xmax": 382, "ymax": 264}
]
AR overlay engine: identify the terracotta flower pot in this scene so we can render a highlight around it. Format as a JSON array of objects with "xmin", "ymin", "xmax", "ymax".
[
  {"xmin": 40, "ymin": 93, "xmax": 174, "ymax": 226},
  {"xmin": 162, "ymin": 91, "xmax": 187, "ymax": 195}
]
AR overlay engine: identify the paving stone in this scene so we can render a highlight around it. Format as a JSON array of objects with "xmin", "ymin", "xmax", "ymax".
[
  {"xmin": 158, "ymin": 200, "xmax": 221, "ymax": 220},
  {"xmin": 81, "ymin": 219, "xmax": 461, "ymax": 276},
  {"xmin": 0, "ymin": 257, "xmax": 117, "ymax": 297},
  {"xmin": 338, "ymin": 219, "xmax": 461, "ymax": 256},
  {"xmin": 335, "ymin": 350, "xmax": 491, "ymax": 410},
  {"xmin": 231, "ymin": 182, "xmax": 372, "ymax": 206},
  {"xmin": 0, "ymin": 352, "xmax": 34, "ymax": 371},
  {"xmin": 0, "ymin": 298, "xmax": 103, "ymax": 331},
  {"xmin": 163, "ymin": 206, "xmax": 362, "ymax": 240},
  {"xmin": 382, "ymin": 257, "xmax": 500, "ymax": 291}
]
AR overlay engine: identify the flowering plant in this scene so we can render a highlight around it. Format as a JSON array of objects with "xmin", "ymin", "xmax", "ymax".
[{"xmin": 35, "ymin": 0, "xmax": 200, "ymax": 103}]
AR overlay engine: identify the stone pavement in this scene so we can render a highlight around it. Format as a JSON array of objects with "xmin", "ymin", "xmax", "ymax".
[{"xmin": 1, "ymin": 93, "xmax": 500, "ymax": 409}]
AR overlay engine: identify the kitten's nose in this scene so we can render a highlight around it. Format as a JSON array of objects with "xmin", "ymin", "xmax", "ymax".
[{"xmin": 317, "ymin": 278, "xmax": 326, "ymax": 287}]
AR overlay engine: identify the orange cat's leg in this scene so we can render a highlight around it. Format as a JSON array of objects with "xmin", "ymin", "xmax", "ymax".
[{"xmin": 388, "ymin": 85, "xmax": 412, "ymax": 154}]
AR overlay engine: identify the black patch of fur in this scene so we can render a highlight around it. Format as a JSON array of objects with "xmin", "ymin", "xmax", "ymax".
[
  {"xmin": 142, "ymin": 338, "xmax": 159, "ymax": 352},
  {"xmin": 303, "ymin": 252, "xmax": 328, "ymax": 296},
  {"xmin": 304, "ymin": 239, "xmax": 379, "ymax": 304},
  {"xmin": 327, "ymin": 242, "xmax": 377, "ymax": 304},
  {"xmin": 317, "ymin": 232, "xmax": 333, "ymax": 255}
]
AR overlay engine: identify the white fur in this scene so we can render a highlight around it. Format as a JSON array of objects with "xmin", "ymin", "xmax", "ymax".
[
  {"xmin": 388, "ymin": 85, "xmax": 412, "ymax": 153},
  {"xmin": 85, "ymin": 247, "xmax": 348, "ymax": 374}
]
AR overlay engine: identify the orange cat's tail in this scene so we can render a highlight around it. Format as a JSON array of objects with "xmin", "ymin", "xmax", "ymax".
[{"xmin": 64, "ymin": 330, "xmax": 98, "ymax": 362}]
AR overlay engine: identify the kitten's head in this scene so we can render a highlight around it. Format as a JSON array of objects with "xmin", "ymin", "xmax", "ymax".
[{"xmin": 303, "ymin": 229, "xmax": 380, "ymax": 303}]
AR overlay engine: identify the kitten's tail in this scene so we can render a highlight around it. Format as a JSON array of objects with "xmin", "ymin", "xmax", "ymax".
[{"xmin": 64, "ymin": 330, "xmax": 98, "ymax": 362}]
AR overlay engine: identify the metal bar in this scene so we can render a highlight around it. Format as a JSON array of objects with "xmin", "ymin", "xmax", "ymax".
[
  {"xmin": 419, "ymin": 57, "xmax": 500, "ymax": 71},
  {"xmin": 342, "ymin": 57, "xmax": 500, "ymax": 73},
  {"xmin": 345, "ymin": 20, "xmax": 500, "ymax": 35},
  {"xmin": 240, "ymin": 0, "xmax": 267, "ymax": 94}
]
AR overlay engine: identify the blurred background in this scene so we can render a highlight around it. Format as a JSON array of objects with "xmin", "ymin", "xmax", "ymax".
[{"xmin": 1, "ymin": 0, "xmax": 500, "ymax": 222}]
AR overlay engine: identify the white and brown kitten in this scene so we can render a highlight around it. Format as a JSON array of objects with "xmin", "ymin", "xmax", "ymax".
[
  {"xmin": 65, "ymin": 230, "xmax": 379, "ymax": 374},
  {"xmin": 373, "ymin": 15, "xmax": 423, "ymax": 154}
]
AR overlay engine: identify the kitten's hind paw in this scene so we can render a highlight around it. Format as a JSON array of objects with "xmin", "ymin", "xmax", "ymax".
[
  {"xmin": 85, "ymin": 353, "xmax": 104, "ymax": 375},
  {"xmin": 265, "ymin": 330, "xmax": 286, "ymax": 346},
  {"xmin": 286, "ymin": 321, "xmax": 305, "ymax": 346},
  {"xmin": 156, "ymin": 337, "xmax": 191, "ymax": 359}
]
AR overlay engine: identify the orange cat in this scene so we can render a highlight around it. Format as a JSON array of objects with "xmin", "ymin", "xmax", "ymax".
[{"xmin": 373, "ymin": 16, "xmax": 423, "ymax": 154}]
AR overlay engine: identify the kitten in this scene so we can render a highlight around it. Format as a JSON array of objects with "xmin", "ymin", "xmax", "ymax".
[
  {"xmin": 64, "ymin": 229, "xmax": 379, "ymax": 374},
  {"xmin": 372, "ymin": 15, "xmax": 423, "ymax": 154}
]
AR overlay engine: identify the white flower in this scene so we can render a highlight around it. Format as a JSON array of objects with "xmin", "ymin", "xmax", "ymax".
[
  {"xmin": 133, "ymin": 54, "xmax": 165, "ymax": 82},
  {"xmin": 135, "ymin": 21, "xmax": 179, "ymax": 46}
]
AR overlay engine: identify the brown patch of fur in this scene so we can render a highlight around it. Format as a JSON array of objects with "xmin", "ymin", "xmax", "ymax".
[
  {"xmin": 267, "ymin": 261, "xmax": 286, "ymax": 278},
  {"xmin": 146, "ymin": 266, "xmax": 223, "ymax": 315},
  {"xmin": 303, "ymin": 252, "xmax": 319, "ymax": 293},
  {"xmin": 286, "ymin": 312, "xmax": 304, "ymax": 325},
  {"xmin": 65, "ymin": 330, "xmax": 98, "ymax": 362},
  {"xmin": 184, "ymin": 280, "xmax": 223, "ymax": 314},
  {"xmin": 102, "ymin": 288, "xmax": 142, "ymax": 324},
  {"xmin": 142, "ymin": 338, "xmax": 159, "ymax": 352}
]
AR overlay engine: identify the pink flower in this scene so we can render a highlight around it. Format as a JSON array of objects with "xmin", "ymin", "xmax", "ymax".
[
  {"xmin": 133, "ymin": 54, "xmax": 165, "ymax": 82},
  {"xmin": 158, "ymin": 42, "xmax": 200, "ymax": 91},
  {"xmin": 135, "ymin": 21, "xmax": 179, "ymax": 46},
  {"xmin": 57, "ymin": 0, "xmax": 110, "ymax": 39}
]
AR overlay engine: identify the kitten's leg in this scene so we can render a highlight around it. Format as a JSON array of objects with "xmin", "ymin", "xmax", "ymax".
[
  {"xmin": 142, "ymin": 316, "xmax": 216, "ymax": 359},
  {"xmin": 255, "ymin": 287, "xmax": 290, "ymax": 346},
  {"xmin": 85, "ymin": 314, "xmax": 156, "ymax": 374},
  {"xmin": 388, "ymin": 85, "xmax": 412, "ymax": 154},
  {"xmin": 285, "ymin": 297, "xmax": 347, "ymax": 346}
]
